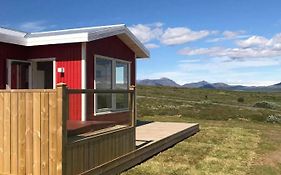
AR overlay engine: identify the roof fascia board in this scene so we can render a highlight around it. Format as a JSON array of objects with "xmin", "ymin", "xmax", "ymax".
[
  {"xmin": 123, "ymin": 27, "xmax": 150, "ymax": 58},
  {"xmin": 88, "ymin": 28, "xmax": 124, "ymax": 41},
  {"xmin": 0, "ymin": 33, "xmax": 26, "ymax": 45},
  {"xmin": 0, "ymin": 27, "xmax": 27, "ymax": 37},
  {"xmin": 26, "ymin": 33, "xmax": 89, "ymax": 46},
  {"xmin": 27, "ymin": 24, "xmax": 125, "ymax": 37}
]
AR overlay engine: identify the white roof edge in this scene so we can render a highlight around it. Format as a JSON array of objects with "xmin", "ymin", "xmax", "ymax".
[
  {"xmin": 28, "ymin": 24, "xmax": 126, "ymax": 36},
  {"xmin": 0, "ymin": 24, "xmax": 150, "ymax": 58},
  {"xmin": 123, "ymin": 26, "xmax": 150, "ymax": 58},
  {"xmin": 0, "ymin": 27, "xmax": 27, "ymax": 37}
]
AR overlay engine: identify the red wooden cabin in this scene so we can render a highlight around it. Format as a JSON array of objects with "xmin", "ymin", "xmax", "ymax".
[{"xmin": 0, "ymin": 24, "xmax": 149, "ymax": 125}]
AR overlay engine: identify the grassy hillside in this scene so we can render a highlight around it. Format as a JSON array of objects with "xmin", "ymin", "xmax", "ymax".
[
  {"xmin": 123, "ymin": 86, "xmax": 281, "ymax": 175},
  {"xmin": 137, "ymin": 85, "xmax": 281, "ymax": 122}
]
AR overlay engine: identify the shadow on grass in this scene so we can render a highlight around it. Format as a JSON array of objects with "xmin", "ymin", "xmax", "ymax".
[{"xmin": 136, "ymin": 120, "xmax": 153, "ymax": 127}]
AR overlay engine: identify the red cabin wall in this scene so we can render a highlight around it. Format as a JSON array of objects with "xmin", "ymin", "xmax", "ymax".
[
  {"xmin": 0, "ymin": 36, "xmax": 138, "ymax": 123},
  {"xmin": 28, "ymin": 43, "xmax": 82, "ymax": 120},
  {"xmin": 0, "ymin": 42, "xmax": 27, "ymax": 89},
  {"xmin": 86, "ymin": 36, "xmax": 136, "ymax": 122}
]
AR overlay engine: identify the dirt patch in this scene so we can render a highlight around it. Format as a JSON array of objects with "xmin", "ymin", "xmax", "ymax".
[{"xmin": 261, "ymin": 149, "xmax": 281, "ymax": 167}]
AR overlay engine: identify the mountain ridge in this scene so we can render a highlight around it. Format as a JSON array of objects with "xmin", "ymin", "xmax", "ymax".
[{"xmin": 137, "ymin": 78, "xmax": 281, "ymax": 92}]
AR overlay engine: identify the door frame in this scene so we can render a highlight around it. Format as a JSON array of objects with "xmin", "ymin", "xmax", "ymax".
[
  {"xmin": 28, "ymin": 57, "xmax": 56, "ymax": 89},
  {"xmin": 6, "ymin": 59, "xmax": 32, "ymax": 89}
]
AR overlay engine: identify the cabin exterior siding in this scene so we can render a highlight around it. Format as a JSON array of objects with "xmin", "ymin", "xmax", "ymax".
[
  {"xmin": 0, "ymin": 38, "xmax": 136, "ymax": 121},
  {"xmin": 28, "ymin": 43, "xmax": 82, "ymax": 120},
  {"xmin": 86, "ymin": 36, "xmax": 136, "ymax": 122},
  {"xmin": 0, "ymin": 42, "xmax": 82, "ymax": 120}
]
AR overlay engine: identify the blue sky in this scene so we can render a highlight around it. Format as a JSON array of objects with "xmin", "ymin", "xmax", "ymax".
[{"xmin": 2, "ymin": 0, "xmax": 281, "ymax": 86}]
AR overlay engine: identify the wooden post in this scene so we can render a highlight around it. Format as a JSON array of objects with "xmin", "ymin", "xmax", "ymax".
[{"xmin": 56, "ymin": 83, "xmax": 68, "ymax": 175}]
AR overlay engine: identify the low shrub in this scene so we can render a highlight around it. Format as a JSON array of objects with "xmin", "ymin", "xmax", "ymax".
[
  {"xmin": 253, "ymin": 101, "xmax": 278, "ymax": 109},
  {"xmin": 237, "ymin": 97, "xmax": 245, "ymax": 103},
  {"xmin": 266, "ymin": 114, "xmax": 281, "ymax": 123}
]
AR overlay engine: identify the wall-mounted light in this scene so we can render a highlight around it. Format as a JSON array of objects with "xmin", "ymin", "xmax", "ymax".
[{"xmin": 57, "ymin": 67, "xmax": 65, "ymax": 73}]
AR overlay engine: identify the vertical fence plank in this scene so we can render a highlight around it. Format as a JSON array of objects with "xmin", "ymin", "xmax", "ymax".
[
  {"xmin": 0, "ymin": 93, "xmax": 4, "ymax": 172},
  {"xmin": 66, "ymin": 145, "xmax": 73, "ymax": 175},
  {"xmin": 11, "ymin": 93, "xmax": 18, "ymax": 174},
  {"xmin": 57, "ymin": 84, "xmax": 68, "ymax": 175},
  {"xmin": 49, "ymin": 92, "xmax": 57, "ymax": 175},
  {"xmin": 88, "ymin": 140, "xmax": 94, "ymax": 169},
  {"xmin": 18, "ymin": 92, "xmax": 26, "ymax": 175},
  {"xmin": 41, "ymin": 92, "xmax": 49, "ymax": 175},
  {"xmin": 3, "ymin": 93, "xmax": 11, "ymax": 173},
  {"xmin": 72, "ymin": 145, "xmax": 78, "ymax": 174},
  {"xmin": 26, "ymin": 92, "xmax": 33, "ymax": 174},
  {"xmin": 33, "ymin": 92, "xmax": 41, "ymax": 175},
  {"xmin": 84, "ymin": 141, "xmax": 89, "ymax": 171}
]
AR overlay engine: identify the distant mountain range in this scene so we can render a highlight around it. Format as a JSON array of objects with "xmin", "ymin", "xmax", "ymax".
[{"xmin": 137, "ymin": 78, "xmax": 281, "ymax": 92}]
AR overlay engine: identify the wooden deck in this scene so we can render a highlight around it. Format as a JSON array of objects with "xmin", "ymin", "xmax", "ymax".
[{"xmin": 81, "ymin": 122, "xmax": 199, "ymax": 175}]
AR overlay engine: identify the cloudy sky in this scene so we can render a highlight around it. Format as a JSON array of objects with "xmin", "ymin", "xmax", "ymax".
[{"xmin": 2, "ymin": 0, "xmax": 281, "ymax": 86}]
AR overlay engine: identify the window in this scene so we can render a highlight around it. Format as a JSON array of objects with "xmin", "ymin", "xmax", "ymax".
[
  {"xmin": 115, "ymin": 62, "xmax": 129, "ymax": 109},
  {"xmin": 95, "ymin": 56, "xmax": 130, "ymax": 114}
]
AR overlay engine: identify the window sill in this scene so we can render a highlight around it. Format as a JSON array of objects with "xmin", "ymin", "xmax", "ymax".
[{"xmin": 94, "ymin": 109, "xmax": 129, "ymax": 116}]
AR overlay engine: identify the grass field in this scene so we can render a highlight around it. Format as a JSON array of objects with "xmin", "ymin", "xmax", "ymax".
[{"xmin": 123, "ymin": 86, "xmax": 281, "ymax": 175}]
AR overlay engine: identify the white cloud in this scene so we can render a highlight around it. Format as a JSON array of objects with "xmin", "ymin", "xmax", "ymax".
[
  {"xmin": 207, "ymin": 30, "xmax": 247, "ymax": 42},
  {"xmin": 18, "ymin": 21, "xmax": 57, "ymax": 32},
  {"xmin": 128, "ymin": 23, "xmax": 163, "ymax": 43},
  {"xmin": 179, "ymin": 32, "xmax": 281, "ymax": 59},
  {"xmin": 178, "ymin": 57, "xmax": 281, "ymax": 72},
  {"xmin": 160, "ymin": 27, "xmax": 210, "ymax": 45},
  {"xmin": 236, "ymin": 35, "xmax": 269, "ymax": 48},
  {"xmin": 144, "ymin": 43, "xmax": 160, "ymax": 49},
  {"xmin": 19, "ymin": 21, "xmax": 49, "ymax": 32},
  {"xmin": 129, "ymin": 23, "xmax": 214, "ymax": 46},
  {"xmin": 223, "ymin": 30, "xmax": 245, "ymax": 39}
]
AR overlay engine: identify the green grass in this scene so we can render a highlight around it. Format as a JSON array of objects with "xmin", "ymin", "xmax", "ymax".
[
  {"xmin": 137, "ymin": 85, "xmax": 281, "ymax": 122},
  {"xmin": 122, "ymin": 86, "xmax": 281, "ymax": 175}
]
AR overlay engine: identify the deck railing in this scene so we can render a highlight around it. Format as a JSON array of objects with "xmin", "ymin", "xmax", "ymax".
[{"xmin": 68, "ymin": 88, "xmax": 136, "ymax": 126}]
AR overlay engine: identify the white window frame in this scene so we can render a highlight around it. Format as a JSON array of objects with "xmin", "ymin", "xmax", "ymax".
[{"xmin": 94, "ymin": 55, "xmax": 131, "ymax": 116}]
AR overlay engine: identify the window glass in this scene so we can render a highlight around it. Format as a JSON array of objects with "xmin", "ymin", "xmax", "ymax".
[
  {"xmin": 96, "ymin": 58, "xmax": 112, "ymax": 89},
  {"xmin": 115, "ymin": 62, "xmax": 128, "ymax": 89},
  {"xmin": 116, "ymin": 93, "xmax": 128, "ymax": 110},
  {"xmin": 97, "ymin": 93, "xmax": 112, "ymax": 112},
  {"xmin": 96, "ymin": 58, "xmax": 112, "ymax": 112}
]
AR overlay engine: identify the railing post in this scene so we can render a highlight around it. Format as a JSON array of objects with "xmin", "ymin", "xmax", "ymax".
[
  {"xmin": 56, "ymin": 83, "xmax": 68, "ymax": 175},
  {"xmin": 133, "ymin": 90, "xmax": 137, "ymax": 126},
  {"xmin": 129, "ymin": 86, "xmax": 136, "ymax": 127}
]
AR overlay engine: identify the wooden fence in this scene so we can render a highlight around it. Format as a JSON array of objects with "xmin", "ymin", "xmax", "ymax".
[
  {"xmin": 0, "ymin": 85, "xmax": 136, "ymax": 175},
  {"xmin": 0, "ymin": 84, "xmax": 67, "ymax": 175}
]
